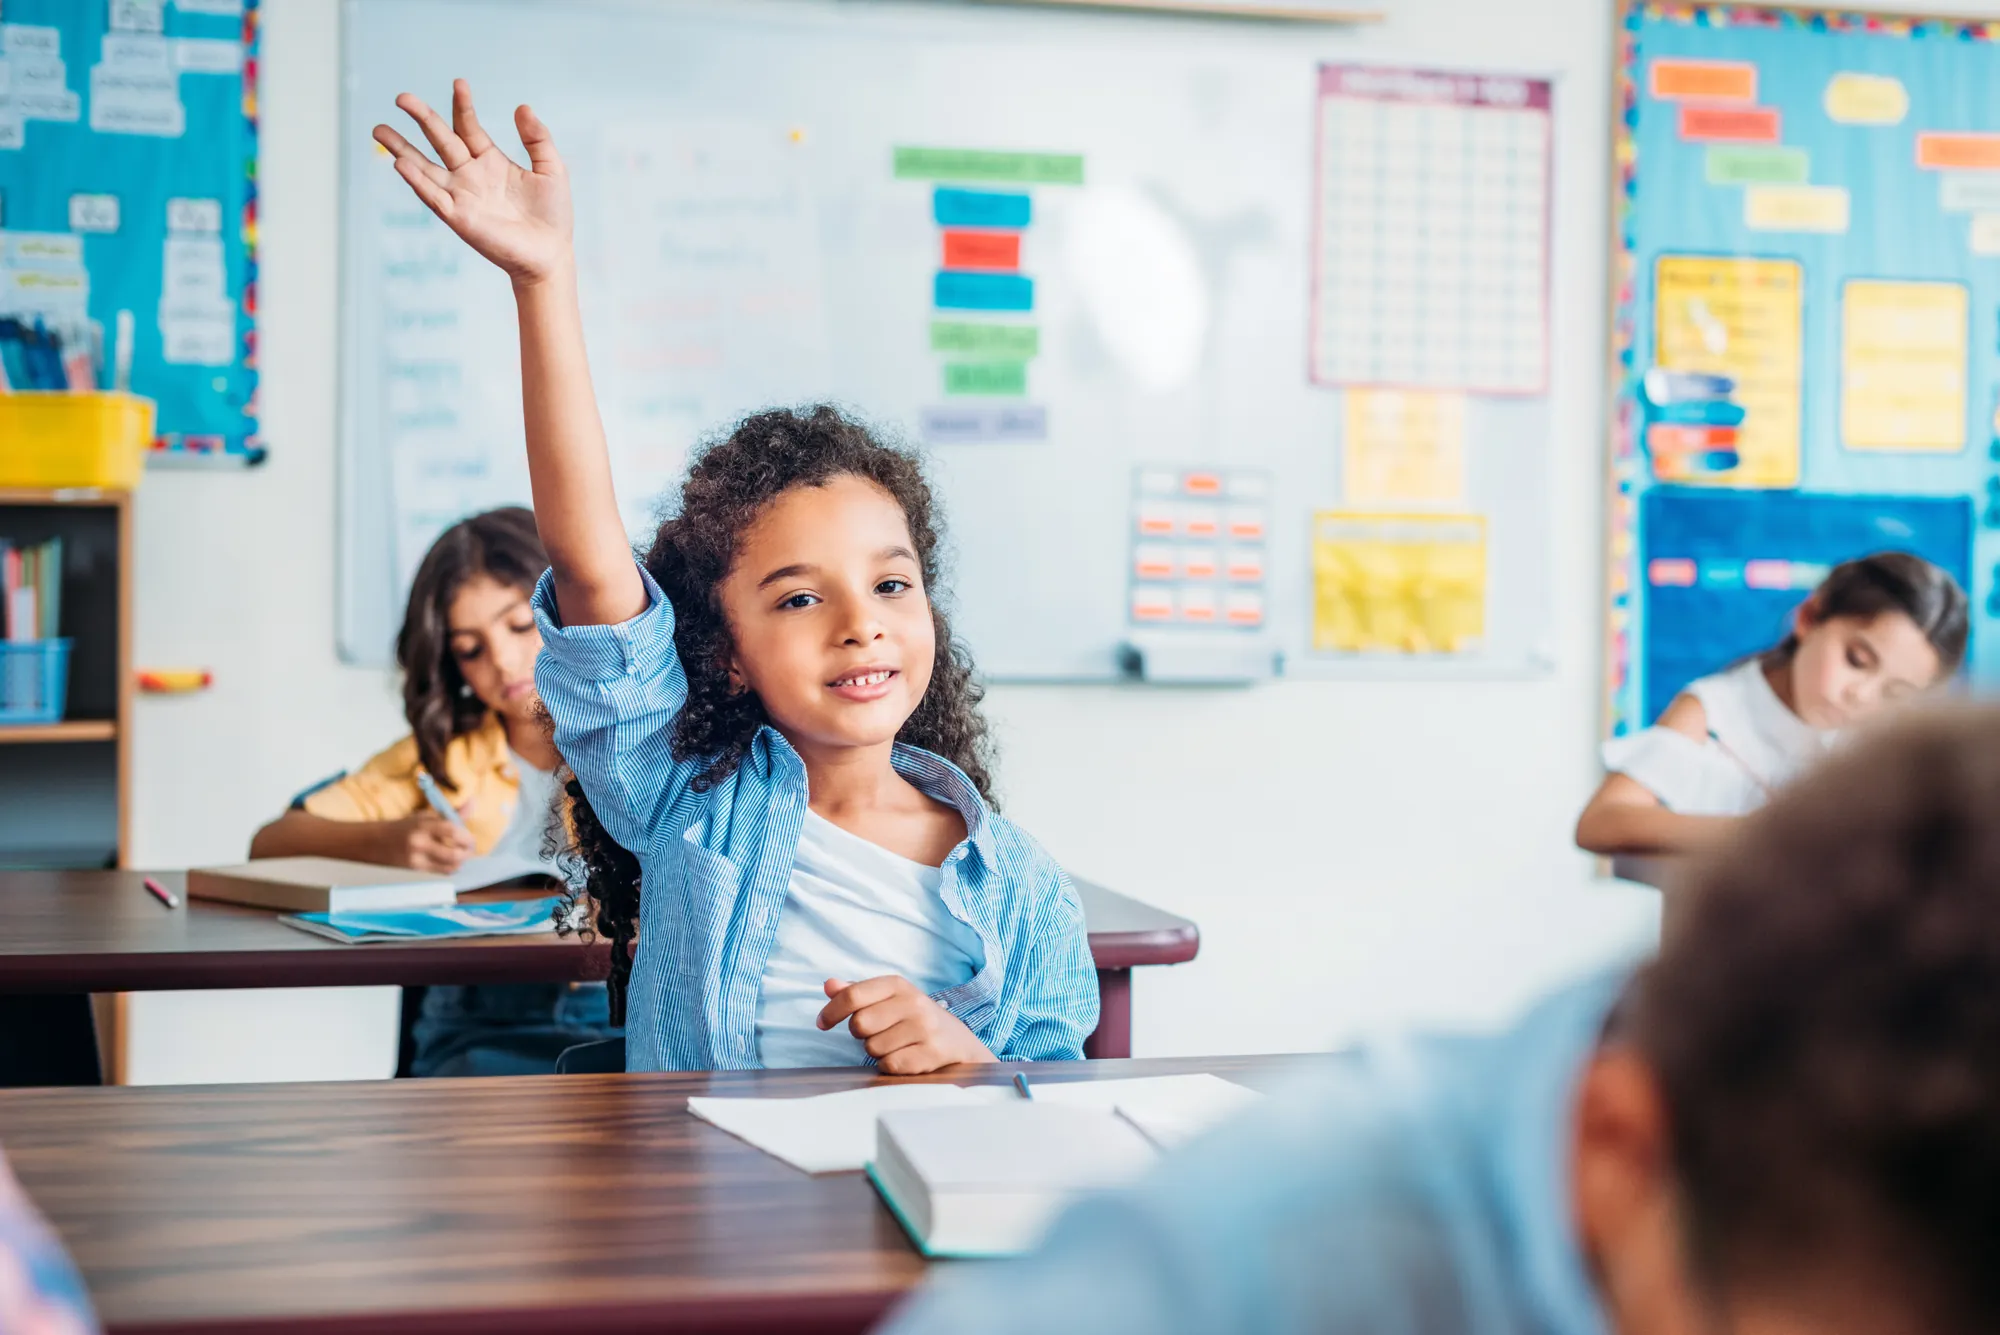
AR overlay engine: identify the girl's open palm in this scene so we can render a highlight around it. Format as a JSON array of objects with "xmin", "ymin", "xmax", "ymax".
[{"xmin": 373, "ymin": 79, "xmax": 572, "ymax": 285}]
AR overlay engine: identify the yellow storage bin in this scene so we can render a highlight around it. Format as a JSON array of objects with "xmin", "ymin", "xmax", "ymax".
[{"xmin": 0, "ymin": 393, "xmax": 156, "ymax": 490}]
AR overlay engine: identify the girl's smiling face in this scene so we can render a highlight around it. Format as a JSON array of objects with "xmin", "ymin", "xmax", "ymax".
[{"xmin": 716, "ymin": 474, "xmax": 937, "ymax": 757}]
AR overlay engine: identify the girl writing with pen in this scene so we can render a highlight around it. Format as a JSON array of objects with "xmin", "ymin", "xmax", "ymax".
[
  {"xmin": 1575, "ymin": 552, "xmax": 1966, "ymax": 857},
  {"xmin": 249, "ymin": 507, "xmax": 618, "ymax": 1075}
]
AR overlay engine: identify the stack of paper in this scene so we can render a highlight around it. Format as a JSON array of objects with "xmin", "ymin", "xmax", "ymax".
[{"xmin": 687, "ymin": 1073, "xmax": 1261, "ymax": 1175}]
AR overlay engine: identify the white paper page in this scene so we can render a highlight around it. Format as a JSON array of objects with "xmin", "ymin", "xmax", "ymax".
[
  {"xmin": 687, "ymin": 1083, "xmax": 1013, "ymax": 1174},
  {"xmin": 1029, "ymin": 1074, "xmax": 1263, "ymax": 1148}
]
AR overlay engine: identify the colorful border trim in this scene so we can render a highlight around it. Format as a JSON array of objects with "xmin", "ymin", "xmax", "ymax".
[
  {"xmin": 1604, "ymin": 2, "xmax": 1999, "ymax": 737},
  {"xmin": 146, "ymin": 0, "xmax": 266, "ymax": 468}
]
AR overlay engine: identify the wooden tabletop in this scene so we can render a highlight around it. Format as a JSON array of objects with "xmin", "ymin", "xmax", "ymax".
[
  {"xmin": 0, "ymin": 870, "xmax": 1198, "ymax": 993},
  {"xmin": 0, "ymin": 1055, "xmax": 1316, "ymax": 1335}
]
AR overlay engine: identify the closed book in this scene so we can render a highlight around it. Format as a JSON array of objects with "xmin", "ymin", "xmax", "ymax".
[
  {"xmin": 868, "ymin": 1103, "xmax": 1157, "ymax": 1259},
  {"xmin": 186, "ymin": 857, "xmax": 455, "ymax": 914}
]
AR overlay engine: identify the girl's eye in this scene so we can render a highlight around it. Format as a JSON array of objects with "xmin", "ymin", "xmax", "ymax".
[
  {"xmin": 454, "ymin": 644, "xmax": 484, "ymax": 663},
  {"xmin": 780, "ymin": 592, "xmax": 819, "ymax": 610},
  {"xmin": 878, "ymin": 578, "xmax": 912, "ymax": 595}
]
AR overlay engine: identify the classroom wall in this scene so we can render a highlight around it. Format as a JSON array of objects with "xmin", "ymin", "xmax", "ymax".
[{"xmin": 117, "ymin": 0, "xmax": 1686, "ymax": 1082}]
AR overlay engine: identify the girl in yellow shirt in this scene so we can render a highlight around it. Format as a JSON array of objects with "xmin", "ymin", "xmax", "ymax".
[{"xmin": 251, "ymin": 507, "xmax": 615, "ymax": 1075}]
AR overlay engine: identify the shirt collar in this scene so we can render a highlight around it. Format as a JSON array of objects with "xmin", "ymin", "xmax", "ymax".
[
  {"xmin": 891, "ymin": 743, "xmax": 999, "ymax": 865},
  {"xmin": 1486, "ymin": 965, "xmax": 1637, "ymax": 1335}
]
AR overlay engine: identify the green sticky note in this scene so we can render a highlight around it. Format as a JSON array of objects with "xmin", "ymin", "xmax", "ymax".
[
  {"xmin": 1705, "ymin": 146, "xmax": 1809, "ymax": 186},
  {"xmin": 931, "ymin": 322, "xmax": 1040, "ymax": 358},
  {"xmin": 943, "ymin": 361, "xmax": 1029, "ymax": 396},
  {"xmin": 895, "ymin": 147, "xmax": 1085, "ymax": 185}
]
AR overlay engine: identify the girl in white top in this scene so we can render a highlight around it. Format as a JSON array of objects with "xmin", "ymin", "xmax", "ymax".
[{"xmin": 1577, "ymin": 552, "xmax": 1967, "ymax": 857}]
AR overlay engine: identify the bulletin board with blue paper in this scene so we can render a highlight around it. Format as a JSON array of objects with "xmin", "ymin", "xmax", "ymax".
[
  {"xmin": 1607, "ymin": 3, "xmax": 2000, "ymax": 735},
  {"xmin": 0, "ymin": 0, "xmax": 261, "ymax": 464}
]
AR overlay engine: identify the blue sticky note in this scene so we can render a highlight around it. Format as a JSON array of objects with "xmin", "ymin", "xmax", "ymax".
[
  {"xmin": 934, "ymin": 188, "xmax": 1033, "ymax": 229},
  {"xmin": 935, "ymin": 271, "xmax": 1034, "ymax": 312}
]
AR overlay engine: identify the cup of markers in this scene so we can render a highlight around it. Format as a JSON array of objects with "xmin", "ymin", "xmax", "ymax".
[{"xmin": 1641, "ymin": 369, "xmax": 1743, "ymax": 482}]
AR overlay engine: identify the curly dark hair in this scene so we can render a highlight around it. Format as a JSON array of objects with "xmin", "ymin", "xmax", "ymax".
[
  {"xmin": 395, "ymin": 506, "xmax": 548, "ymax": 788},
  {"xmin": 557, "ymin": 406, "xmax": 995, "ymax": 1023},
  {"xmin": 1632, "ymin": 704, "xmax": 2000, "ymax": 1326}
]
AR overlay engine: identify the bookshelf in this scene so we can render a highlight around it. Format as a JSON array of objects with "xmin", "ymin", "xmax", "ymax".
[{"xmin": 0, "ymin": 488, "xmax": 132, "ymax": 870}]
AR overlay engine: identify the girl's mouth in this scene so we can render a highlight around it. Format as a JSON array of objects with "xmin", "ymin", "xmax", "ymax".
[{"xmin": 827, "ymin": 667, "xmax": 898, "ymax": 701}]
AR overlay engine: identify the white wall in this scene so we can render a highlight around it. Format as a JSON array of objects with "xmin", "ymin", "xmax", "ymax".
[{"xmin": 121, "ymin": 0, "xmax": 1664, "ymax": 1082}]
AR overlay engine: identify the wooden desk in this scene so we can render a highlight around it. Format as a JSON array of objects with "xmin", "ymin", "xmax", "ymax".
[
  {"xmin": 0, "ymin": 1055, "xmax": 1315, "ymax": 1335},
  {"xmin": 0, "ymin": 871, "xmax": 1198, "ymax": 1060}
]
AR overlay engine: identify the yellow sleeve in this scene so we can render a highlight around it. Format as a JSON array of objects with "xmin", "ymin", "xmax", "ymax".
[{"xmin": 301, "ymin": 735, "xmax": 426, "ymax": 825}]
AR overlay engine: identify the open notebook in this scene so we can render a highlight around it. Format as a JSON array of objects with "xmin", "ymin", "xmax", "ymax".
[{"xmin": 278, "ymin": 896, "xmax": 572, "ymax": 944}]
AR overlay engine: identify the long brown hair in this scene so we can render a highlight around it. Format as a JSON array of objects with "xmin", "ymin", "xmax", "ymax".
[
  {"xmin": 1765, "ymin": 552, "xmax": 1968, "ymax": 675},
  {"xmin": 395, "ymin": 506, "xmax": 549, "ymax": 790},
  {"xmin": 559, "ymin": 406, "xmax": 995, "ymax": 1023}
]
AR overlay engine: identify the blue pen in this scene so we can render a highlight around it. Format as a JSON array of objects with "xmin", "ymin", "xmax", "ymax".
[
  {"xmin": 1013, "ymin": 1072, "xmax": 1033, "ymax": 1100},
  {"xmin": 414, "ymin": 769, "xmax": 467, "ymax": 828}
]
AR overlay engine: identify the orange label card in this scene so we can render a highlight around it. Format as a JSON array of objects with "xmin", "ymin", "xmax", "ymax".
[
  {"xmin": 1649, "ymin": 59, "xmax": 1756, "ymax": 103},
  {"xmin": 1917, "ymin": 133, "xmax": 2000, "ymax": 171}
]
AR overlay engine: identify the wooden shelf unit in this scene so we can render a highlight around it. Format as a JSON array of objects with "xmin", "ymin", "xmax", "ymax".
[{"xmin": 0, "ymin": 488, "xmax": 132, "ymax": 870}]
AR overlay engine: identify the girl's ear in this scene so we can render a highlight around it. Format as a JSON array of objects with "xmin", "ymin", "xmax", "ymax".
[{"xmin": 1792, "ymin": 596, "xmax": 1824, "ymax": 639}]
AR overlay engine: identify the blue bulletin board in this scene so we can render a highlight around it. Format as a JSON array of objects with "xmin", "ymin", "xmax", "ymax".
[
  {"xmin": 1608, "ymin": 3, "xmax": 2000, "ymax": 733},
  {"xmin": 0, "ymin": 0, "xmax": 261, "ymax": 463}
]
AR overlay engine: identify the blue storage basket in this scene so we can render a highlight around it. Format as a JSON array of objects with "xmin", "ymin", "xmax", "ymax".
[{"xmin": 0, "ymin": 639, "xmax": 73, "ymax": 725}]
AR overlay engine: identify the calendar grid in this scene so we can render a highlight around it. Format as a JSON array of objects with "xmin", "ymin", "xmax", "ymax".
[{"xmin": 1309, "ymin": 65, "xmax": 1552, "ymax": 396}]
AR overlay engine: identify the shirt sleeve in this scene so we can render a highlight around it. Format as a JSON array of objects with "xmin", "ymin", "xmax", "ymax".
[
  {"xmin": 299, "ymin": 738, "xmax": 424, "ymax": 824},
  {"xmin": 0, "ymin": 1152, "xmax": 98, "ymax": 1335},
  {"xmin": 532, "ymin": 561, "xmax": 703, "ymax": 859},
  {"xmin": 1601, "ymin": 725, "xmax": 1761, "ymax": 816},
  {"xmin": 936, "ymin": 856, "xmax": 1098, "ymax": 1062}
]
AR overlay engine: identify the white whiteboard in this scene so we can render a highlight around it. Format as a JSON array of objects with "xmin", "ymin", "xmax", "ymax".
[{"xmin": 339, "ymin": 0, "xmax": 1557, "ymax": 680}]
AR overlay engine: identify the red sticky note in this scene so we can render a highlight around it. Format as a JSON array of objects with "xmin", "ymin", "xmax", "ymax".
[
  {"xmin": 942, "ymin": 230, "xmax": 1021, "ymax": 271},
  {"xmin": 1678, "ymin": 105, "xmax": 1780, "ymax": 143}
]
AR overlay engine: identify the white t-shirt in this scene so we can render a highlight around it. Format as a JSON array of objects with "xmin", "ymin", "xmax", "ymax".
[
  {"xmin": 451, "ymin": 751, "xmax": 562, "ymax": 891},
  {"xmin": 1601, "ymin": 658, "xmax": 1836, "ymax": 816},
  {"xmin": 755, "ymin": 810, "xmax": 985, "ymax": 1069}
]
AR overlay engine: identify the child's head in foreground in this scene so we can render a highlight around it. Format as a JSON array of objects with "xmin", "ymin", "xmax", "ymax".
[{"xmin": 1583, "ymin": 703, "xmax": 2000, "ymax": 1334}]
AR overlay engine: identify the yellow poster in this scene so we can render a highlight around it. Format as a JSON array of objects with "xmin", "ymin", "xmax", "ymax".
[
  {"xmin": 1342, "ymin": 390, "xmax": 1466, "ymax": 506},
  {"xmin": 1654, "ymin": 256, "xmax": 1803, "ymax": 487},
  {"xmin": 1312, "ymin": 512, "xmax": 1487, "ymax": 654},
  {"xmin": 1841, "ymin": 280, "xmax": 1968, "ymax": 452}
]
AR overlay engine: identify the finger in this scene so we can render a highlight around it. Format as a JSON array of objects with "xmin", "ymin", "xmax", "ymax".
[
  {"xmin": 372, "ymin": 125, "xmax": 447, "ymax": 185},
  {"xmin": 395, "ymin": 91, "xmax": 470, "ymax": 170},
  {"xmin": 842, "ymin": 999, "xmax": 904, "ymax": 1041},
  {"xmin": 392, "ymin": 156, "xmax": 455, "ymax": 220},
  {"xmin": 816, "ymin": 976, "xmax": 906, "ymax": 1030},
  {"xmin": 877, "ymin": 1043, "xmax": 949, "ymax": 1077},
  {"xmin": 451, "ymin": 78, "xmax": 496, "ymax": 158},
  {"xmin": 515, "ymin": 103, "xmax": 564, "ymax": 174},
  {"xmin": 863, "ymin": 1018, "xmax": 930, "ymax": 1060}
]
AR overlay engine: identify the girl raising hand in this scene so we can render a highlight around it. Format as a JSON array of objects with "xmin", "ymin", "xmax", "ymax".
[{"xmin": 374, "ymin": 85, "xmax": 1097, "ymax": 1074}]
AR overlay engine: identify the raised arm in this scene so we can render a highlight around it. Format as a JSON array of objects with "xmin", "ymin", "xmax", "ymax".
[{"xmin": 373, "ymin": 80, "xmax": 641, "ymax": 626}]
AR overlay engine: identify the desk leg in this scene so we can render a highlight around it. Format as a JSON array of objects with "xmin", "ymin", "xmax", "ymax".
[
  {"xmin": 1084, "ymin": 968, "xmax": 1131, "ymax": 1060},
  {"xmin": 0, "ymin": 995, "xmax": 103, "ymax": 1087}
]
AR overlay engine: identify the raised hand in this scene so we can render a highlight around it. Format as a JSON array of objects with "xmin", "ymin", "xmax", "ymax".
[{"xmin": 373, "ymin": 79, "xmax": 572, "ymax": 286}]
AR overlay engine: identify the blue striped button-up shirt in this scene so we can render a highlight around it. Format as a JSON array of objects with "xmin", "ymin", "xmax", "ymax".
[{"xmin": 532, "ymin": 563, "xmax": 1099, "ymax": 1072}]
